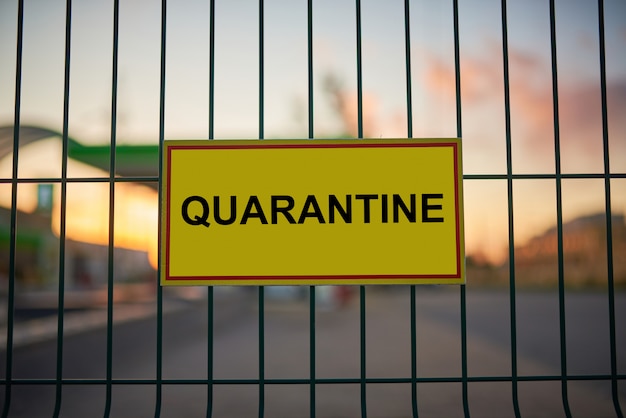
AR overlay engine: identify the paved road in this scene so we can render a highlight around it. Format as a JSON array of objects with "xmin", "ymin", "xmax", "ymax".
[{"xmin": 0, "ymin": 287, "xmax": 624, "ymax": 417}]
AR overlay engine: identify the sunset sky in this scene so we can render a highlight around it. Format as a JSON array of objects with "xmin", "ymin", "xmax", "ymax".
[{"xmin": 0, "ymin": 0, "xmax": 625, "ymax": 265}]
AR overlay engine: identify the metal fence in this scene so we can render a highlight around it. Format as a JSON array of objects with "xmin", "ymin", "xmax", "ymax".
[{"xmin": 1, "ymin": 0, "xmax": 625, "ymax": 417}]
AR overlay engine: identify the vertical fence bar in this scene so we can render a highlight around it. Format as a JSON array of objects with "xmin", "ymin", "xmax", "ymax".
[
  {"xmin": 1, "ymin": 1, "xmax": 24, "ymax": 416},
  {"xmin": 403, "ymin": 0, "xmax": 413, "ymax": 140},
  {"xmin": 307, "ymin": 0, "xmax": 316, "ymax": 416},
  {"xmin": 104, "ymin": 1, "xmax": 120, "ymax": 416},
  {"xmin": 359, "ymin": 286, "xmax": 367, "ymax": 418},
  {"xmin": 355, "ymin": 0, "xmax": 366, "ymax": 416},
  {"xmin": 500, "ymin": 1, "xmax": 521, "ymax": 416},
  {"xmin": 459, "ymin": 286, "xmax": 469, "ymax": 418},
  {"xmin": 258, "ymin": 0, "xmax": 264, "ymax": 140},
  {"xmin": 258, "ymin": 2, "xmax": 265, "ymax": 417},
  {"xmin": 548, "ymin": 2, "xmax": 573, "ymax": 417},
  {"xmin": 155, "ymin": 0, "xmax": 167, "ymax": 416},
  {"xmin": 355, "ymin": 0, "xmax": 363, "ymax": 140},
  {"xmin": 208, "ymin": 0, "xmax": 215, "ymax": 140},
  {"xmin": 309, "ymin": 285, "xmax": 316, "ymax": 418},
  {"xmin": 54, "ymin": 0, "xmax": 72, "ymax": 416},
  {"xmin": 452, "ymin": 1, "xmax": 469, "ymax": 416},
  {"xmin": 307, "ymin": 0, "xmax": 314, "ymax": 140},
  {"xmin": 52, "ymin": 200, "xmax": 67, "ymax": 417},
  {"xmin": 206, "ymin": 285, "xmax": 214, "ymax": 418},
  {"xmin": 409, "ymin": 287, "xmax": 418, "ymax": 418},
  {"xmin": 597, "ymin": 1, "xmax": 624, "ymax": 416},
  {"xmin": 403, "ymin": 1, "xmax": 418, "ymax": 417},
  {"xmin": 206, "ymin": 2, "xmax": 216, "ymax": 417},
  {"xmin": 52, "ymin": 0, "xmax": 78, "ymax": 411},
  {"xmin": 258, "ymin": 288, "xmax": 265, "ymax": 418}
]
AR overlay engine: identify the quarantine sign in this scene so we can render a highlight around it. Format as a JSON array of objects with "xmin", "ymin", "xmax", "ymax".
[{"xmin": 160, "ymin": 139, "xmax": 465, "ymax": 286}]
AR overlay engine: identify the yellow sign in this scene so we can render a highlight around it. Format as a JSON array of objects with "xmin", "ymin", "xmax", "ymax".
[{"xmin": 160, "ymin": 139, "xmax": 465, "ymax": 286}]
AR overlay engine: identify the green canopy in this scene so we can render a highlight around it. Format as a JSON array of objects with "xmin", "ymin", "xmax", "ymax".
[{"xmin": 0, "ymin": 124, "xmax": 159, "ymax": 180}]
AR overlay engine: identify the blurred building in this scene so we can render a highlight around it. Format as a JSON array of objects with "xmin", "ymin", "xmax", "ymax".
[
  {"xmin": 0, "ymin": 125, "xmax": 157, "ymax": 296},
  {"xmin": 513, "ymin": 212, "xmax": 626, "ymax": 287},
  {"xmin": 0, "ymin": 205, "xmax": 155, "ymax": 293},
  {"xmin": 465, "ymin": 212, "xmax": 626, "ymax": 288}
]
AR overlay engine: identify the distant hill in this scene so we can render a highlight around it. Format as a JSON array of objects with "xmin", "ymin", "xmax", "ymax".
[{"xmin": 467, "ymin": 212, "xmax": 626, "ymax": 288}]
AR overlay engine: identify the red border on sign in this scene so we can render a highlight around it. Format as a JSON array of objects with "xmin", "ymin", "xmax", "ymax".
[{"xmin": 164, "ymin": 141, "xmax": 463, "ymax": 282}]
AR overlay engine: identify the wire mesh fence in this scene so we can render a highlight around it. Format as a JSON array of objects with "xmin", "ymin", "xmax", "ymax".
[{"xmin": 0, "ymin": 0, "xmax": 624, "ymax": 417}]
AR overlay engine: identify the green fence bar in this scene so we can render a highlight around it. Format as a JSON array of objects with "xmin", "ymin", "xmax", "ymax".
[
  {"xmin": 500, "ymin": 1, "xmax": 522, "ymax": 416},
  {"xmin": 307, "ymin": 1, "xmax": 316, "ymax": 415},
  {"xmin": 207, "ymin": 1, "xmax": 216, "ymax": 415},
  {"xmin": 258, "ymin": 2, "xmax": 266, "ymax": 417},
  {"xmin": 452, "ymin": 0, "xmax": 470, "ymax": 416},
  {"xmin": 258, "ymin": 287, "xmax": 265, "ymax": 418},
  {"xmin": 155, "ymin": 0, "xmax": 168, "ymax": 416},
  {"xmin": 359, "ymin": 286, "xmax": 367, "ymax": 418},
  {"xmin": 403, "ymin": 2, "xmax": 419, "ymax": 417},
  {"xmin": 355, "ymin": 0, "xmax": 363, "ymax": 141},
  {"xmin": 51, "ymin": 0, "xmax": 73, "ymax": 416},
  {"xmin": 2, "ymin": 373, "xmax": 625, "ymax": 386},
  {"xmin": 209, "ymin": 0, "xmax": 215, "ymax": 140},
  {"xmin": 206, "ymin": 286, "xmax": 214, "ymax": 418},
  {"xmin": 403, "ymin": 0, "xmax": 413, "ymax": 140},
  {"xmin": 598, "ymin": 1, "xmax": 624, "ymax": 416},
  {"xmin": 307, "ymin": 0, "xmax": 314, "ymax": 141},
  {"xmin": 354, "ymin": 1, "xmax": 367, "ymax": 417},
  {"xmin": 548, "ymin": 1, "xmax": 573, "ymax": 416},
  {"xmin": 1, "ymin": 1, "xmax": 24, "ymax": 416},
  {"xmin": 258, "ymin": 0, "xmax": 264, "ymax": 142},
  {"xmin": 409, "ymin": 287, "xmax": 419, "ymax": 418},
  {"xmin": 104, "ymin": 0, "xmax": 120, "ymax": 416}
]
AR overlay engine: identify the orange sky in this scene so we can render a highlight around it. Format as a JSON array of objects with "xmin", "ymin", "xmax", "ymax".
[{"xmin": 0, "ymin": 139, "xmax": 159, "ymax": 268}]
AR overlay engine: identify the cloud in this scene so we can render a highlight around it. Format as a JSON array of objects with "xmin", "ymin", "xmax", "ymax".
[
  {"xmin": 422, "ymin": 46, "xmax": 626, "ymax": 172},
  {"xmin": 320, "ymin": 72, "xmax": 383, "ymax": 138}
]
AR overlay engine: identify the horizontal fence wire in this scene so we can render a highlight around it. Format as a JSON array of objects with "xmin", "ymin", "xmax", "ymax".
[
  {"xmin": 2, "ymin": 374, "xmax": 626, "ymax": 386},
  {"xmin": 3, "ymin": 172, "xmax": 626, "ymax": 185},
  {"xmin": 1, "ymin": 0, "xmax": 624, "ymax": 417}
]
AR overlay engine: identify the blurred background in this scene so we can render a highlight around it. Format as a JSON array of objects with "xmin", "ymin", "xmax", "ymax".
[
  {"xmin": 1, "ymin": 0, "xmax": 625, "ymax": 293},
  {"xmin": 0, "ymin": 0, "xmax": 625, "ymax": 416}
]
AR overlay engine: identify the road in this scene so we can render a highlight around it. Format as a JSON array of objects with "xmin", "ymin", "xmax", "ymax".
[{"xmin": 0, "ymin": 287, "xmax": 624, "ymax": 417}]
